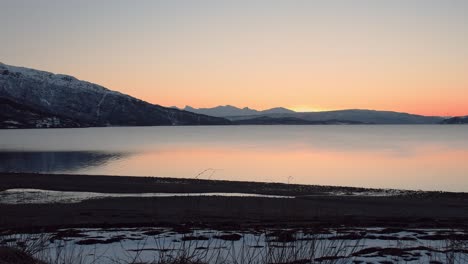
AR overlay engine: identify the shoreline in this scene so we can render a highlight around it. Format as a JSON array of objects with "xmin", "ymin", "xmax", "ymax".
[
  {"xmin": 1, "ymin": 172, "xmax": 468, "ymax": 231},
  {"xmin": 0, "ymin": 172, "xmax": 414, "ymax": 196},
  {"xmin": 0, "ymin": 172, "xmax": 464, "ymax": 195}
]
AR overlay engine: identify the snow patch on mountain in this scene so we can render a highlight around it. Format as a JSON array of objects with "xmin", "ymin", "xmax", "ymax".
[{"xmin": 0, "ymin": 62, "xmax": 125, "ymax": 97}]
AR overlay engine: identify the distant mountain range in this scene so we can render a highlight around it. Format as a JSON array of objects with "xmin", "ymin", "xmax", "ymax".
[
  {"xmin": 172, "ymin": 105, "xmax": 295, "ymax": 117},
  {"xmin": 175, "ymin": 106, "xmax": 446, "ymax": 125},
  {"xmin": 0, "ymin": 62, "xmax": 229, "ymax": 128}
]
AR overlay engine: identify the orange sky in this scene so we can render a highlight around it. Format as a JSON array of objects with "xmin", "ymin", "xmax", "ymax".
[{"xmin": 1, "ymin": 1, "xmax": 468, "ymax": 116}]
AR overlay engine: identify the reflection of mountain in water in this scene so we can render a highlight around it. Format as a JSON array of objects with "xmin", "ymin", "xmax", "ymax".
[{"xmin": 0, "ymin": 151, "xmax": 125, "ymax": 173}]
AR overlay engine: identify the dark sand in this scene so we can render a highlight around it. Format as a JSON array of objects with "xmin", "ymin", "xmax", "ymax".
[{"xmin": 1, "ymin": 173, "xmax": 468, "ymax": 232}]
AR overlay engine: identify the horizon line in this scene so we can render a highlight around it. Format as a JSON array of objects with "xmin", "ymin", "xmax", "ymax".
[{"xmin": 172, "ymin": 105, "xmax": 456, "ymax": 118}]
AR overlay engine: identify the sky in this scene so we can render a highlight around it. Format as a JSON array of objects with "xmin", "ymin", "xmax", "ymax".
[{"xmin": 1, "ymin": 0, "xmax": 468, "ymax": 116}]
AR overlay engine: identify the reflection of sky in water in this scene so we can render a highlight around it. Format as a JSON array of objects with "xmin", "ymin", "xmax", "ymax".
[
  {"xmin": 0, "ymin": 151, "xmax": 126, "ymax": 173},
  {"xmin": 1, "ymin": 126, "xmax": 468, "ymax": 192}
]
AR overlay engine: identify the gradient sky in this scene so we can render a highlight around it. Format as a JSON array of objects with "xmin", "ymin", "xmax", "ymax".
[{"xmin": 1, "ymin": 0, "xmax": 468, "ymax": 116}]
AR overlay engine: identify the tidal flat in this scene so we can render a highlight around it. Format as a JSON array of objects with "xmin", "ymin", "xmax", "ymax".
[{"xmin": 1, "ymin": 172, "xmax": 468, "ymax": 230}]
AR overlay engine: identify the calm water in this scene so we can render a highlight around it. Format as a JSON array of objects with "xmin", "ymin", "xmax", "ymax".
[{"xmin": 0, "ymin": 125, "xmax": 467, "ymax": 192}]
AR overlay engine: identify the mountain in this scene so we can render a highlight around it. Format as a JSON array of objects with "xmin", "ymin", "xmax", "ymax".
[
  {"xmin": 261, "ymin": 107, "xmax": 296, "ymax": 115},
  {"xmin": 0, "ymin": 62, "xmax": 230, "ymax": 128},
  {"xmin": 182, "ymin": 105, "xmax": 295, "ymax": 117},
  {"xmin": 441, "ymin": 116, "xmax": 468, "ymax": 124},
  {"xmin": 227, "ymin": 109, "xmax": 444, "ymax": 124},
  {"xmin": 233, "ymin": 116, "xmax": 364, "ymax": 125}
]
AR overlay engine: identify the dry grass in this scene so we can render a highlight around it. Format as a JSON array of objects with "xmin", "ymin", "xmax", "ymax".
[{"xmin": 2, "ymin": 229, "xmax": 468, "ymax": 264}]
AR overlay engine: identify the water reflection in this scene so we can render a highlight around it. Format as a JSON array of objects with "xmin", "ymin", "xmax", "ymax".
[
  {"xmin": 1, "ymin": 126, "xmax": 468, "ymax": 191},
  {"xmin": 0, "ymin": 151, "xmax": 125, "ymax": 173}
]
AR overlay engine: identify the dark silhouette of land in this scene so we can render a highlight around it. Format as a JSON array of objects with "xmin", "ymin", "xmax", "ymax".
[{"xmin": 441, "ymin": 116, "xmax": 468, "ymax": 124}]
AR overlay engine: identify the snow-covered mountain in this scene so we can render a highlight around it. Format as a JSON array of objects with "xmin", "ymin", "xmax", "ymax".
[
  {"xmin": 180, "ymin": 105, "xmax": 295, "ymax": 117},
  {"xmin": 0, "ymin": 62, "xmax": 230, "ymax": 128}
]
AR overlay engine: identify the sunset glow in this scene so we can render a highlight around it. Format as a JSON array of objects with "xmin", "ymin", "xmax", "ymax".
[
  {"xmin": 1, "ymin": 0, "xmax": 468, "ymax": 116},
  {"xmin": 289, "ymin": 106, "xmax": 331, "ymax": 113}
]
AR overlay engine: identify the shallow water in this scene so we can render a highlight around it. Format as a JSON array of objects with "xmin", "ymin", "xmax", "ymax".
[
  {"xmin": 0, "ymin": 189, "xmax": 292, "ymax": 204},
  {"xmin": 1, "ymin": 125, "xmax": 468, "ymax": 192}
]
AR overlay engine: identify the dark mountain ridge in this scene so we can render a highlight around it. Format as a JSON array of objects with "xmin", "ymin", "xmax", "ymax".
[
  {"xmin": 233, "ymin": 116, "xmax": 365, "ymax": 125},
  {"xmin": 441, "ymin": 116, "xmax": 468, "ymax": 124},
  {"xmin": 228, "ymin": 109, "xmax": 444, "ymax": 124}
]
